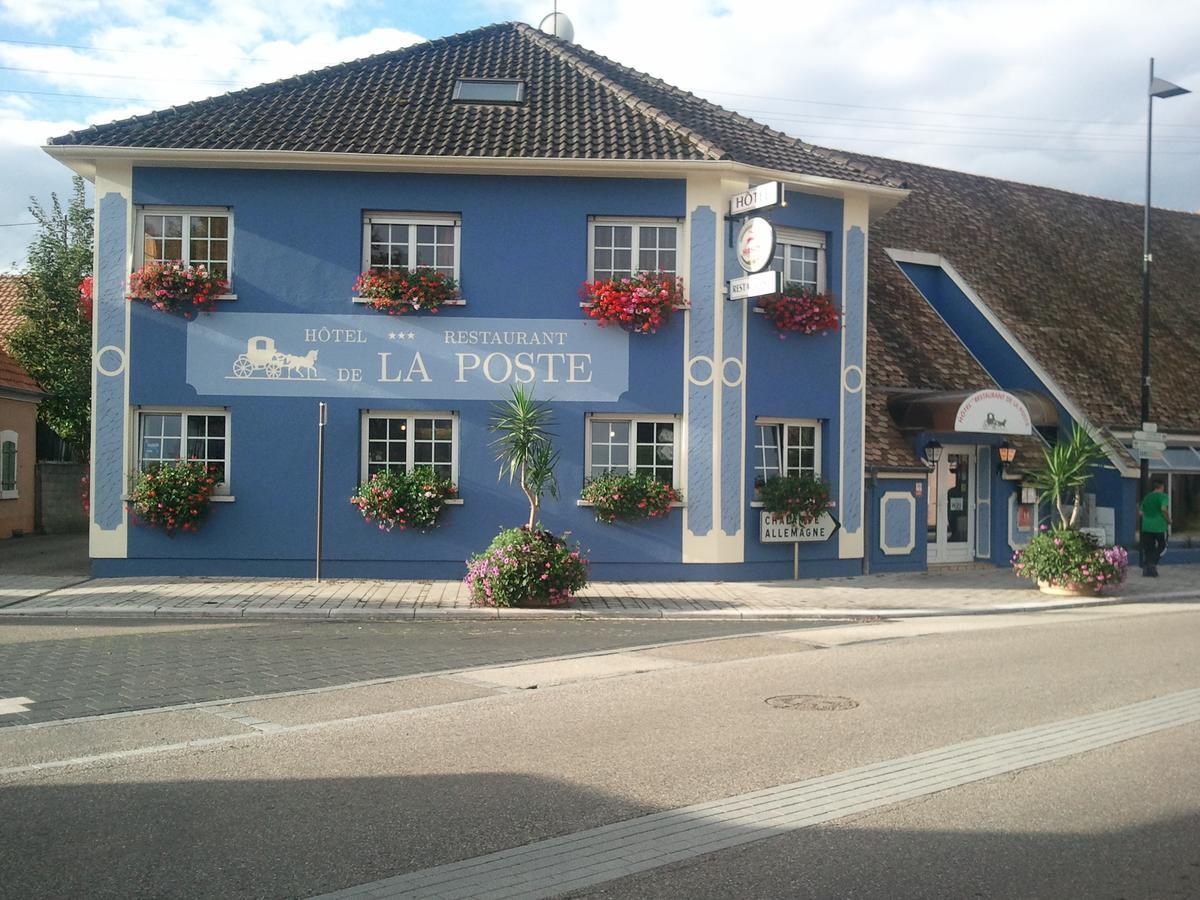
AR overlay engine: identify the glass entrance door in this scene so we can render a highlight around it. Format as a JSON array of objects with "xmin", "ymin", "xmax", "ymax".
[{"xmin": 927, "ymin": 446, "xmax": 975, "ymax": 564}]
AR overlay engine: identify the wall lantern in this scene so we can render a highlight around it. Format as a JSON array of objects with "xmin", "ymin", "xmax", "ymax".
[
  {"xmin": 998, "ymin": 440, "xmax": 1017, "ymax": 472},
  {"xmin": 923, "ymin": 440, "xmax": 943, "ymax": 467}
]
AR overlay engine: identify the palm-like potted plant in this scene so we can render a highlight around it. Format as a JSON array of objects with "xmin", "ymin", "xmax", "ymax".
[{"xmin": 463, "ymin": 386, "xmax": 589, "ymax": 607}]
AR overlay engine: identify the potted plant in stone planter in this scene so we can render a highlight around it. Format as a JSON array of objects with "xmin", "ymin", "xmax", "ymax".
[
  {"xmin": 354, "ymin": 267, "xmax": 457, "ymax": 315},
  {"xmin": 463, "ymin": 386, "xmax": 589, "ymax": 608},
  {"xmin": 128, "ymin": 261, "xmax": 228, "ymax": 316},
  {"xmin": 579, "ymin": 271, "xmax": 686, "ymax": 334},
  {"xmin": 1011, "ymin": 425, "xmax": 1129, "ymax": 595}
]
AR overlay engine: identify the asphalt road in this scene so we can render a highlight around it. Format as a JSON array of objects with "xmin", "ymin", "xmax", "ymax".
[{"xmin": 1, "ymin": 603, "xmax": 1198, "ymax": 899}]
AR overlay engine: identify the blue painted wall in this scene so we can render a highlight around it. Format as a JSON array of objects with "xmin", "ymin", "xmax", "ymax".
[
  {"xmin": 740, "ymin": 193, "xmax": 851, "ymax": 576},
  {"xmin": 119, "ymin": 167, "xmax": 695, "ymax": 577},
  {"xmin": 867, "ymin": 477, "xmax": 926, "ymax": 572},
  {"xmin": 104, "ymin": 168, "xmax": 863, "ymax": 580},
  {"xmin": 896, "ymin": 262, "xmax": 1138, "ymax": 546}
]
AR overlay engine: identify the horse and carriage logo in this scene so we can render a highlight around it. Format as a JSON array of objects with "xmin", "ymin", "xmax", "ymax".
[{"xmin": 229, "ymin": 336, "xmax": 323, "ymax": 380}]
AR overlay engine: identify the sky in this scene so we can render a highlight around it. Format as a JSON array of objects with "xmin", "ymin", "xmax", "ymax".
[{"xmin": 1, "ymin": 0, "xmax": 1197, "ymax": 272}]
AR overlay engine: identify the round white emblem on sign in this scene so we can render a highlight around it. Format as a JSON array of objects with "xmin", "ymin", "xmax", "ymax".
[{"xmin": 736, "ymin": 217, "xmax": 776, "ymax": 274}]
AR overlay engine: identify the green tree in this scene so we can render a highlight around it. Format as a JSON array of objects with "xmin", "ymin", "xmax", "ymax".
[
  {"xmin": 490, "ymin": 385, "xmax": 560, "ymax": 530},
  {"xmin": 6, "ymin": 176, "xmax": 93, "ymax": 456}
]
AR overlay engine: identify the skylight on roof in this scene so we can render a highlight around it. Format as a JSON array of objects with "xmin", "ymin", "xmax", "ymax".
[{"xmin": 453, "ymin": 78, "xmax": 525, "ymax": 104}]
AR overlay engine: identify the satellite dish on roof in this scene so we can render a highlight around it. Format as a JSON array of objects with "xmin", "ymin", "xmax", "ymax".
[{"xmin": 538, "ymin": 11, "xmax": 575, "ymax": 42}]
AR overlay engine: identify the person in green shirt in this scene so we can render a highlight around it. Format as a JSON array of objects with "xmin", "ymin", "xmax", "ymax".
[{"xmin": 1140, "ymin": 479, "xmax": 1172, "ymax": 577}]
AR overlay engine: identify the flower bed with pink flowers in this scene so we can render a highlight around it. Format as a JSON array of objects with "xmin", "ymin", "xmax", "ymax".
[{"xmin": 1012, "ymin": 526, "xmax": 1128, "ymax": 594}]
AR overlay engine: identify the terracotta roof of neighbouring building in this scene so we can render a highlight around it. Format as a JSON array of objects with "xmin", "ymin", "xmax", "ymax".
[
  {"xmin": 46, "ymin": 23, "xmax": 896, "ymax": 188},
  {"xmin": 0, "ymin": 276, "xmax": 42, "ymax": 396},
  {"xmin": 0, "ymin": 275, "xmax": 24, "ymax": 340},
  {"xmin": 0, "ymin": 345, "xmax": 41, "ymax": 395},
  {"xmin": 860, "ymin": 155, "xmax": 1200, "ymax": 434}
]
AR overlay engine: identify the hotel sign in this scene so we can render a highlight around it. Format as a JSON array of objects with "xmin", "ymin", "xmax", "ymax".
[
  {"xmin": 954, "ymin": 390, "xmax": 1033, "ymax": 435},
  {"xmin": 729, "ymin": 181, "xmax": 782, "ymax": 217},
  {"xmin": 184, "ymin": 313, "xmax": 630, "ymax": 401}
]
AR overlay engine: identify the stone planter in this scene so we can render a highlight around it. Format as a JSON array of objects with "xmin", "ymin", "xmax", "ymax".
[{"xmin": 1037, "ymin": 580, "xmax": 1099, "ymax": 597}]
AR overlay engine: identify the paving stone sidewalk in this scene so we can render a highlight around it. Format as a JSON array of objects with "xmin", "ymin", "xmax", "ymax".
[{"xmin": 1, "ymin": 564, "xmax": 1197, "ymax": 620}]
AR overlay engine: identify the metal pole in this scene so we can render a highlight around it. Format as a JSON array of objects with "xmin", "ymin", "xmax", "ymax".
[
  {"xmin": 793, "ymin": 542, "xmax": 799, "ymax": 581},
  {"xmin": 315, "ymin": 402, "xmax": 327, "ymax": 583},
  {"xmin": 1139, "ymin": 58, "xmax": 1154, "ymax": 507}
]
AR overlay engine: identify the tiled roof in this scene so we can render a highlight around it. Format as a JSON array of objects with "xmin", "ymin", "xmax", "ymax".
[
  {"xmin": 0, "ymin": 275, "xmax": 24, "ymax": 341},
  {"xmin": 0, "ymin": 276, "xmax": 42, "ymax": 395},
  {"xmin": 861, "ymin": 155, "xmax": 1200, "ymax": 433},
  {"xmin": 0, "ymin": 345, "xmax": 40, "ymax": 395},
  {"xmin": 46, "ymin": 23, "xmax": 893, "ymax": 187}
]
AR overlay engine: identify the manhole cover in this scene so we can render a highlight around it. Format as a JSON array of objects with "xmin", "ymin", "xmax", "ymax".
[{"xmin": 765, "ymin": 694, "xmax": 858, "ymax": 711}]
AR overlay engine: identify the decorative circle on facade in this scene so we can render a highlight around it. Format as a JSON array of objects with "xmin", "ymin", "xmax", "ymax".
[
  {"xmin": 687, "ymin": 355, "xmax": 715, "ymax": 386},
  {"xmin": 842, "ymin": 365, "xmax": 864, "ymax": 393},
  {"xmin": 721, "ymin": 357, "xmax": 745, "ymax": 388},
  {"xmin": 96, "ymin": 345, "xmax": 127, "ymax": 377}
]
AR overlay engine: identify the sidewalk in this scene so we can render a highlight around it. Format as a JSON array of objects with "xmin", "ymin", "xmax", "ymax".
[{"xmin": 1, "ymin": 563, "xmax": 1197, "ymax": 620}]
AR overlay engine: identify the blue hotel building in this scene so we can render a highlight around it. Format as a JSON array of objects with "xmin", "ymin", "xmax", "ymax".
[{"xmin": 45, "ymin": 22, "xmax": 1200, "ymax": 579}]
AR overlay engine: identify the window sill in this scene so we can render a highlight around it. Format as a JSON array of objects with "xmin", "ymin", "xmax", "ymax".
[
  {"xmin": 0, "ymin": 492, "xmax": 18, "ymax": 501},
  {"xmin": 444, "ymin": 498, "xmax": 464, "ymax": 505},
  {"xmin": 578, "ymin": 302, "xmax": 690, "ymax": 311},
  {"xmin": 577, "ymin": 499, "xmax": 685, "ymax": 508},
  {"xmin": 215, "ymin": 293, "xmax": 237, "ymax": 301},
  {"xmin": 122, "ymin": 494, "xmax": 235, "ymax": 502},
  {"xmin": 352, "ymin": 297, "xmax": 466, "ymax": 306}
]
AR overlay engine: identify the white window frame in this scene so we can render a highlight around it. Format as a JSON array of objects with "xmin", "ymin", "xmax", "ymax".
[
  {"xmin": 770, "ymin": 227, "xmax": 827, "ymax": 294},
  {"xmin": 135, "ymin": 206, "xmax": 235, "ymax": 297},
  {"xmin": 587, "ymin": 217, "xmax": 682, "ymax": 281},
  {"xmin": 0, "ymin": 430, "xmax": 17, "ymax": 500},
  {"xmin": 360, "ymin": 410, "xmax": 460, "ymax": 487},
  {"xmin": 361, "ymin": 212, "xmax": 462, "ymax": 283},
  {"xmin": 132, "ymin": 408, "xmax": 232, "ymax": 498},
  {"xmin": 584, "ymin": 414, "xmax": 681, "ymax": 488},
  {"xmin": 753, "ymin": 417, "xmax": 822, "ymax": 485}
]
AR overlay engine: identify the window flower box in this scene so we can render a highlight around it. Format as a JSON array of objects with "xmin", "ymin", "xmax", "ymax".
[
  {"xmin": 580, "ymin": 471, "xmax": 682, "ymax": 523},
  {"xmin": 350, "ymin": 466, "xmax": 457, "ymax": 531},
  {"xmin": 128, "ymin": 461, "xmax": 220, "ymax": 535},
  {"xmin": 755, "ymin": 286, "xmax": 840, "ymax": 338},
  {"xmin": 128, "ymin": 262, "xmax": 229, "ymax": 316},
  {"xmin": 355, "ymin": 267, "xmax": 458, "ymax": 315},
  {"xmin": 579, "ymin": 272, "xmax": 686, "ymax": 334}
]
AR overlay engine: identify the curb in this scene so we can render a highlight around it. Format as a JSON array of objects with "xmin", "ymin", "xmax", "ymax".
[{"xmin": 0, "ymin": 592, "xmax": 1196, "ymax": 622}]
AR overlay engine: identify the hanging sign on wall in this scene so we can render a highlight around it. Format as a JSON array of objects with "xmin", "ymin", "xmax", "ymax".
[{"xmin": 736, "ymin": 217, "xmax": 777, "ymax": 274}]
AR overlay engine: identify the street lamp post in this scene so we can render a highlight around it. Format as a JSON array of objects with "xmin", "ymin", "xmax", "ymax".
[{"xmin": 1140, "ymin": 60, "xmax": 1190, "ymax": 504}]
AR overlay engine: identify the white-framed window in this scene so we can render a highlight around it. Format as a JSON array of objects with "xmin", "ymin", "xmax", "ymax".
[
  {"xmin": 588, "ymin": 218, "xmax": 680, "ymax": 281},
  {"xmin": 361, "ymin": 411, "xmax": 458, "ymax": 483},
  {"xmin": 363, "ymin": 213, "xmax": 461, "ymax": 280},
  {"xmin": 769, "ymin": 228, "xmax": 826, "ymax": 294},
  {"xmin": 0, "ymin": 430, "xmax": 17, "ymax": 499},
  {"xmin": 754, "ymin": 418, "xmax": 821, "ymax": 485},
  {"xmin": 137, "ymin": 207, "xmax": 232, "ymax": 282},
  {"xmin": 135, "ymin": 409, "xmax": 230, "ymax": 495},
  {"xmin": 586, "ymin": 415, "xmax": 680, "ymax": 486}
]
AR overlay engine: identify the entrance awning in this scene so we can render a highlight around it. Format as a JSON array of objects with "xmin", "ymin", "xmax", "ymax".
[{"xmin": 886, "ymin": 389, "xmax": 1058, "ymax": 435}]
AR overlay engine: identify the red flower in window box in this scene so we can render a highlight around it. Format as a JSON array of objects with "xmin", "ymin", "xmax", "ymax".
[
  {"xmin": 756, "ymin": 286, "xmax": 840, "ymax": 338},
  {"xmin": 128, "ymin": 262, "xmax": 228, "ymax": 317},
  {"xmin": 579, "ymin": 272, "xmax": 686, "ymax": 334},
  {"xmin": 355, "ymin": 267, "xmax": 457, "ymax": 315}
]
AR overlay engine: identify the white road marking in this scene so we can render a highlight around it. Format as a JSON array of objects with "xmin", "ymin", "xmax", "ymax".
[
  {"xmin": 312, "ymin": 687, "xmax": 1200, "ymax": 900},
  {"xmin": 0, "ymin": 697, "xmax": 33, "ymax": 715}
]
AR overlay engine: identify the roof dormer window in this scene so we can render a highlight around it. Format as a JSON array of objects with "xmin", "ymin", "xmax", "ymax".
[{"xmin": 452, "ymin": 78, "xmax": 525, "ymax": 104}]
